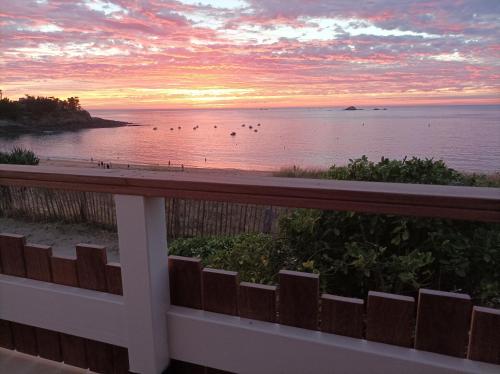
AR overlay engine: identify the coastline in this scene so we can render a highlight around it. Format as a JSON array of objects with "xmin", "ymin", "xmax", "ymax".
[
  {"xmin": 40, "ymin": 158, "xmax": 273, "ymax": 178},
  {"xmin": 37, "ymin": 158, "xmax": 500, "ymax": 182},
  {"xmin": 0, "ymin": 116, "xmax": 131, "ymax": 137}
]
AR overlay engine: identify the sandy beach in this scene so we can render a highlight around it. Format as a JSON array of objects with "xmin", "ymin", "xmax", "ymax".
[
  {"xmin": 40, "ymin": 157, "xmax": 273, "ymax": 177},
  {"xmin": 0, "ymin": 216, "xmax": 119, "ymax": 262}
]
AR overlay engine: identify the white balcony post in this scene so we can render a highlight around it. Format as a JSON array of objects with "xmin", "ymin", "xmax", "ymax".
[{"xmin": 114, "ymin": 195, "xmax": 170, "ymax": 374}]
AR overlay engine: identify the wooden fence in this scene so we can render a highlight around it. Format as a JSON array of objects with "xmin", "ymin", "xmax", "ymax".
[
  {"xmin": 0, "ymin": 234, "xmax": 129, "ymax": 373},
  {"xmin": 167, "ymin": 255, "xmax": 500, "ymax": 370},
  {"xmin": 0, "ymin": 164, "xmax": 499, "ymax": 373},
  {"xmin": 0, "ymin": 236, "xmax": 499, "ymax": 373},
  {"xmin": 0, "ymin": 186, "xmax": 285, "ymax": 237}
]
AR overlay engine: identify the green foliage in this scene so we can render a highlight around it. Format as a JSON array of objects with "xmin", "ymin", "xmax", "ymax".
[
  {"xmin": 0, "ymin": 147, "xmax": 39, "ymax": 165},
  {"xmin": 326, "ymin": 155, "xmax": 467, "ymax": 185},
  {"xmin": 275, "ymin": 155, "xmax": 500, "ymax": 187},
  {"xmin": 169, "ymin": 234, "xmax": 284, "ymax": 284},
  {"xmin": 277, "ymin": 156, "xmax": 500, "ymax": 306},
  {"xmin": 278, "ymin": 209, "xmax": 500, "ymax": 306},
  {"xmin": 173, "ymin": 156, "xmax": 500, "ymax": 307},
  {"xmin": 0, "ymin": 95, "xmax": 82, "ymax": 121}
]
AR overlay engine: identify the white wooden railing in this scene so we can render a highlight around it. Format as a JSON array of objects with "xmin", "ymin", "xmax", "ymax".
[{"xmin": 0, "ymin": 165, "xmax": 499, "ymax": 373}]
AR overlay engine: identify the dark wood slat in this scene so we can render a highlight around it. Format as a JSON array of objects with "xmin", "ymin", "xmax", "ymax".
[
  {"xmin": 468, "ymin": 306, "xmax": 500, "ymax": 364},
  {"xmin": 320, "ymin": 294, "xmax": 364, "ymax": 338},
  {"xmin": 112, "ymin": 345, "xmax": 130, "ymax": 374},
  {"xmin": 0, "ymin": 320, "xmax": 14, "ymax": 349},
  {"xmin": 60, "ymin": 334, "xmax": 88, "ymax": 369},
  {"xmin": 0, "ymin": 233, "xmax": 26, "ymax": 276},
  {"xmin": 76, "ymin": 244, "xmax": 108, "ymax": 291},
  {"xmin": 206, "ymin": 368, "xmax": 233, "ymax": 373},
  {"xmin": 239, "ymin": 282, "xmax": 276, "ymax": 322},
  {"xmin": 86, "ymin": 339, "xmax": 114, "ymax": 374},
  {"xmin": 278, "ymin": 270, "xmax": 319, "ymax": 330},
  {"xmin": 24, "ymin": 243, "xmax": 52, "ymax": 282},
  {"xmin": 105, "ymin": 262, "xmax": 123, "ymax": 295},
  {"xmin": 366, "ymin": 291, "xmax": 415, "ymax": 347},
  {"xmin": 53, "ymin": 261, "xmax": 88, "ymax": 369},
  {"xmin": 202, "ymin": 268, "xmax": 239, "ymax": 316},
  {"xmin": 415, "ymin": 289, "xmax": 472, "ymax": 357},
  {"xmin": 11, "ymin": 322, "xmax": 38, "ymax": 356},
  {"xmin": 51, "ymin": 255, "xmax": 78, "ymax": 287},
  {"xmin": 169, "ymin": 256, "xmax": 203, "ymax": 309},
  {"xmin": 169, "ymin": 359, "xmax": 206, "ymax": 373},
  {"xmin": 36, "ymin": 328, "xmax": 62, "ymax": 361}
]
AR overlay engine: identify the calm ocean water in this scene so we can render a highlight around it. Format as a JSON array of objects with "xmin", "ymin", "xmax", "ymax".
[{"xmin": 1, "ymin": 105, "xmax": 499, "ymax": 173}]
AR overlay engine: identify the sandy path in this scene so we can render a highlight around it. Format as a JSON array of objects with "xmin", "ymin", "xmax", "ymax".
[{"xmin": 0, "ymin": 217, "xmax": 119, "ymax": 262}]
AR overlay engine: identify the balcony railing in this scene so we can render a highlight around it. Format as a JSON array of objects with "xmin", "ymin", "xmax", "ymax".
[{"xmin": 0, "ymin": 164, "xmax": 499, "ymax": 373}]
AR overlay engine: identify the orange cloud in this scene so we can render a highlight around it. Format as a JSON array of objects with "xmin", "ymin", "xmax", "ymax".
[{"xmin": 1, "ymin": 0, "xmax": 499, "ymax": 108}]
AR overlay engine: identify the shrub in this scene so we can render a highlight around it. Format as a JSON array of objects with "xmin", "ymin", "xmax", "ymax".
[
  {"xmin": 278, "ymin": 208, "xmax": 500, "ymax": 306},
  {"xmin": 0, "ymin": 147, "xmax": 39, "ymax": 165},
  {"xmin": 172, "ymin": 156, "xmax": 500, "ymax": 307},
  {"xmin": 277, "ymin": 156, "xmax": 500, "ymax": 306},
  {"xmin": 169, "ymin": 234, "xmax": 284, "ymax": 284},
  {"xmin": 326, "ymin": 155, "xmax": 467, "ymax": 185}
]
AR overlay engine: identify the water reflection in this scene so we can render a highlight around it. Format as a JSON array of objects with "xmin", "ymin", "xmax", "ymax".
[{"xmin": 0, "ymin": 106, "xmax": 499, "ymax": 172}]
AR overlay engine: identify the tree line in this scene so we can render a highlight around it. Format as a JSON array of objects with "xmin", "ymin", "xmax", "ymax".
[{"xmin": 0, "ymin": 95, "xmax": 83, "ymax": 121}]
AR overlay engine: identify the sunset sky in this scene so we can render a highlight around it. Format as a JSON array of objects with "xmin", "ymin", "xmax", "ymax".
[{"xmin": 1, "ymin": 0, "xmax": 499, "ymax": 109}]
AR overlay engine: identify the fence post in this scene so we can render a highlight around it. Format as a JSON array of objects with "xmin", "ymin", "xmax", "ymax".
[{"xmin": 114, "ymin": 195, "xmax": 170, "ymax": 374}]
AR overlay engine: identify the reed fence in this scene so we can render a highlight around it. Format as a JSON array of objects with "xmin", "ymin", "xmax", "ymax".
[{"xmin": 0, "ymin": 186, "xmax": 286, "ymax": 237}]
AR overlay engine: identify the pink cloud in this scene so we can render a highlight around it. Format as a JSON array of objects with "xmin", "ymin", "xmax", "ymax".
[{"xmin": 0, "ymin": 0, "xmax": 499, "ymax": 107}]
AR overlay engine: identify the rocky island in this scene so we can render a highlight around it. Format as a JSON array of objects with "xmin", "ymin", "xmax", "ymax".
[
  {"xmin": 0, "ymin": 95, "xmax": 129, "ymax": 136},
  {"xmin": 344, "ymin": 106, "xmax": 363, "ymax": 110}
]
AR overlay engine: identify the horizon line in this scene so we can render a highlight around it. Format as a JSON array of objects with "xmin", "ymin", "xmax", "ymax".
[{"xmin": 87, "ymin": 102, "xmax": 500, "ymax": 111}]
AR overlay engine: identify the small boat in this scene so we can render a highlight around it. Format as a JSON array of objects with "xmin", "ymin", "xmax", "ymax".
[
  {"xmin": 257, "ymin": 123, "xmax": 261, "ymax": 126},
  {"xmin": 153, "ymin": 127, "xmax": 157, "ymax": 130},
  {"xmin": 170, "ymin": 128, "xmax": 174, "ymax": 130},
  {"xmin": 249, "ymin": 125, "xmax": 253, "ymax": 129},
  {"xmin": 230, "ymin": 132, "xmax": 236, "ymax": 136},
  {"xmin": 214, "ymin": 125, "xmax": 217, "ymax": 128},
  {"xmin": 254, "ymin": 129, "xmax": 258, "ymax": 132},
  {"xmin": 241, "ymin": 124, "xmax": 245, "ymax": 127}
]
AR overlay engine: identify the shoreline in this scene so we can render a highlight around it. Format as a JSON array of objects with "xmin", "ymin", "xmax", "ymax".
[
  {"xmin": 40, "ymin": 157, "xmax": 274, "ymax": 178},
  {"xmin": 37, "ymin": 157, "xmax": 500, "ymax": 180},
  {"xmin": 0, "ymin": 116, "xmax": 131, "ymax": 137}
]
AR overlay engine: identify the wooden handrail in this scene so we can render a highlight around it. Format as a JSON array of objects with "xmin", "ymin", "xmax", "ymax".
[{"xmin": 0, "ymin": 164, "xmax": 499, "ymax": 222}]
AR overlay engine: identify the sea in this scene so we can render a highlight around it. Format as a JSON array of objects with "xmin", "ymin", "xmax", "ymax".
[{"xmin": 1, "ymin": 105, "xmax": 499, "ymax": 173}]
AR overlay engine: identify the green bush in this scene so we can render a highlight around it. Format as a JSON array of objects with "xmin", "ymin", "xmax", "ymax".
[
  {"xmin": 278, "ymin": 208, "xmax": 500, "ymax": 306},
  {"xmin": 275, "ymin": 155, "xmax": 500, "ymax": 187},
  {"xmin": 171, "ymin": 156, "xmax": 500, "ymax": 307},
  {"xmin": 169, "ymin": 234, "xmax": 283, "ymax": 284},
  {"xmin": 0, "ymin": 147, "xmax": 39, "ymax": 165},
  {"xmin": 279, "ymin": 157, "xmax": 500, "ymax": 306},
  {"xmin": 326, "ymin": 156, "xmax": 467, "ymax": 185}
]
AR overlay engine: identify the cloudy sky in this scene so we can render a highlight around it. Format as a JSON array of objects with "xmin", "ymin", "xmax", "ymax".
[{"xmin": 1, "ymin": 0, "xmax": 499, "ymax": 108}]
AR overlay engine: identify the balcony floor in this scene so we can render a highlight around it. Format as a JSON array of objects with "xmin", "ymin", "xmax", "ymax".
[{"xmin": 0, "ymin": 348, "xmax": 87, "ymax": 374}]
